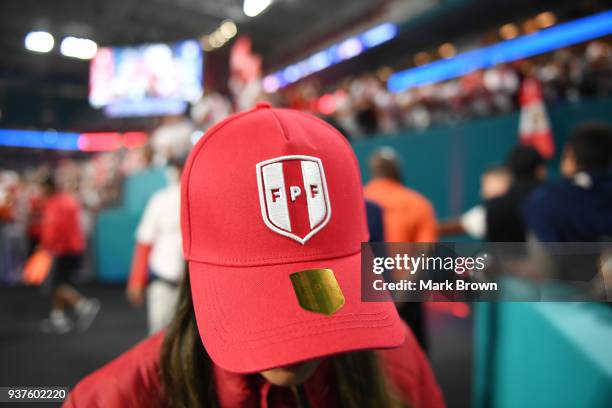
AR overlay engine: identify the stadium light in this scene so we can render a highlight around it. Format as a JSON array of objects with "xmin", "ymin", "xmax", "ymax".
[
  {"xmin": 243, "ymin": 0, "xmax": 272, "ymax": 18},
  {"xmin": 60, "ymin": 36, "xmax": 98, "ymax": 60},
  {"xmin": 24, "ymin": 31, "xmax": 54, "ymax": 53},
  {"xmin": 220, "ymin": 20, "xmax": 238, "ymax": 39}
]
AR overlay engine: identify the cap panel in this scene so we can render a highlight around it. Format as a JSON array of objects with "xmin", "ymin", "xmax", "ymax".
[
  {"xmin": 183, "ymin": 108, "xmax": 368, "ymax": 266},
  {"xmin": 181, "ymin": 110, "xmax": 253, "ymax": 259},
  {"xmin": 182, "ymin": 107, "xmax": 404, "ymax": 374},
  {"xmin": 189, "ymin": 252, "xmax": 404, "ymax": 373}
]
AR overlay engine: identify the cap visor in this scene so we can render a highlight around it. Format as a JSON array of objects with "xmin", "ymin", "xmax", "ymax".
[{"xmin": 189, "ymin": 251, "xmax": 405, "ymax": 373}]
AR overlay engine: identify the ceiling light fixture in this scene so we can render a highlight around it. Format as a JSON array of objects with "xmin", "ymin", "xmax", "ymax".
[
  {"xmin": 438, "ymin": 43, "xmax": 456, "ymax": 59},
  {"xmin": 243, "ymin": 0, "xmax": 272, "ymax": 18},
  {"xmin": 499, "ymin": 23, "xmax": 519, "ymax": 40},
  {"xmin": 201, "ymin": 19, "xmax": 238, "ymax": 51},
  {"xmin": 535, "ymin": 11, "xmax": 556, "ymax": 29},
  {"xmin": 219, "ymin": 20, "xmax": 238, "ymax": 39},
  {"xmin": 24, "ymin": 31, "xmax": 54, "ymax": 53},
  {"xmin": 60, "ymin": 36, "xmax": 98, "ymax": 59}
]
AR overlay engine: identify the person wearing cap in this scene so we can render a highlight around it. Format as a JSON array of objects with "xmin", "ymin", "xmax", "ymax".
[
  {"xmin": 126, "ymin": 158, "xmax": 186, "ymax": 334},
  {"xmin": 65, "ymin": 104, "xmax": 444, "ymax": 408}
]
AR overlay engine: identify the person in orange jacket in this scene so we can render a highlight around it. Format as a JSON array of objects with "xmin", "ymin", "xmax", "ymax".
[
  {"xmin": 364, "ymin": 147, "xmax": 438, "ymax": 243},
  {"xmin": 364, "ymin": 147, "xmax": 439, "ymax": 352}
]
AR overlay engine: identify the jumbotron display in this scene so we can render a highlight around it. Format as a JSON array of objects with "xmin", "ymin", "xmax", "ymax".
[{"xmin": 89, "ymin": 39, "xmax": 203, "ymax": 117}]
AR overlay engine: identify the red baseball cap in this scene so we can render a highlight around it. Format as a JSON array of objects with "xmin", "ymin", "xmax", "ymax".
[{"xmin": 181, "ymin": 102, "xmax": 404, "ymax": 373}]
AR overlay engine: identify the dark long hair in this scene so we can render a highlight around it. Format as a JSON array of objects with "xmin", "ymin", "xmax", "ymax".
[{"xmin": 160, "ymin": 273, "xmax": 405, "ymax": 408}]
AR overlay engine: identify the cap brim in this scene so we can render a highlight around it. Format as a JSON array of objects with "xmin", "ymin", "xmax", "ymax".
[{"xmin": 189, "ymin": 251, "xmax": 405, "ymax": 373}]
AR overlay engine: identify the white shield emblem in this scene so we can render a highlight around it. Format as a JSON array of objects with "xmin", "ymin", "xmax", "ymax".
[{"xmin": 256, "ymin": 155, "xmax": 331, "ymax": 244}]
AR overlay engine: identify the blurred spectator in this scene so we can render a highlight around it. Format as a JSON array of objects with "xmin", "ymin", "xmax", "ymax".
[
  {"xmin": 364, "ymin": 147, "xmax": 438, "ymax": 242},
  {"xmin": 0, "ymin": 170, "xmax": 23, "ymax": 283},
  {"xmin": 524, "ymin": 122, "xmax": 612, "ymax": 242},
  {"xmin": 127, "ymin": 157, "xmax": 185, "ymax": 334},
  {"xmin": 366, "ymin": 200, "xmax": 385, "ymax": 243},
  {"xmin": 39, "ymin": 176, "xmax": 99, "ymax": 334},
  {"xmin": 150, "ymin": 114, "xmax": 194, "ymax": 166},
  {"xmin": 438, "ymin": 165, "xmax": 511, "ymax": 239},
  {"xmin": 190, "ymin": 91, "xmax": 233, "ymax": 135},
  {"xmin": 485, "ymin": 146, "xmax": 546, "ymax": 242},
  {"xmin": 25, "ymin": 182, "xmax": 45, "ymax": 256},
  {"xmin": 364, "ymin": 147, "xmax": 438, "ymax": 351},
  {"xmin": 0, "ymin": 171, "xmax": 18, "ymax": 223}
]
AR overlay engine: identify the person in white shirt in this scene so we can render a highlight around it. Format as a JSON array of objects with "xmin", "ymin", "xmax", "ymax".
[{"xmin": 126, "ymin": 159, "xmax": 185, "ymax": 334}]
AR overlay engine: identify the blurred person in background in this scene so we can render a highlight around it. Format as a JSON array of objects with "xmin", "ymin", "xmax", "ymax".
[
  {"xmin": 190, "ymin": 90, "xmax": 233, "ymax": 135},
  {"xmin": 0, "ymin": 171, "xmax": 21, "ymax": 283},
  {"xmin": 524, "ymin": 122, "xmax": 612, "ymax": 242},
  {"xmin": 366, "ymin": 200, "xmax": 385, "ymax": 243},
  {"xmin": 127, "ymin": 156, "xmax": 186, "ymax": 334},
  {"xmin": 150, "ymin": 114, "xmax": 194, "ymax": 166},
  {"xmin": 364, "ymin": 147, "xmax": 438, "ymax": 351},
  {"xmin": 25, "ymin": 175, "xmax": 46, "ymax": 256},
  {"xmin": 39, "ymin": 176, "xmax": 99, "ymax": 334},
  {"xmin": 439, "ymin": 165, "xmax": 511, "ymax": 239},
  {"xmin": 0, "ymin": 170, "xmax": 18, "ymax": 222},
  {"xmin": 485, "ymin": 146, "xmax": 546, "ymax": 242},
  {"xmin": 365, "ymin": 147, "xmax": 438, "ymax": 242}
]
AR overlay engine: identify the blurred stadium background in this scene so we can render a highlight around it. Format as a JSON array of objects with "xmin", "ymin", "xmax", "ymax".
[{"xmin": 1, "ymin": 0, "xmax": 611, "ymax": 407}]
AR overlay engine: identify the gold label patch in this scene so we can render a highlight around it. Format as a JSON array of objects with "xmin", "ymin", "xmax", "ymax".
[{"xmin": 290, "ymin": 269, "xmax": 345, "ymax": 315}]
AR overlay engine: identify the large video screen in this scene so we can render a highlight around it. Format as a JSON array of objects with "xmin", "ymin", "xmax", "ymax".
[{"xmin": 89, "ymin": 40, "xmax": 203, "ymax": 117}]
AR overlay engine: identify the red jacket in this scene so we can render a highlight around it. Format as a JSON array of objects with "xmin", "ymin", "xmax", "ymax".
[
  {"xmin": 41, "ymin": 192, "xmax": 85, "ymax": 255},
  {"xmin": 64, "ymin": 323, "xmax": 445, "ymax": 408}
]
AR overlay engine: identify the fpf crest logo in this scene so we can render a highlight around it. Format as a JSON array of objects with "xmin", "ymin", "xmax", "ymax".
[{"xmin": 256, "ymin": 155, "xmax": 331, "ymax": 244}]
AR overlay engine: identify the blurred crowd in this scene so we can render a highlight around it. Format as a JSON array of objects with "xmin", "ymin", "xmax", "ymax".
[
  {"xmin": 0, "ymin": 147, "xmax": 154, "ymax": 282},
  {"xmin": 271, "ymin": 41, "xmax": 612, "ymax": 138},
  {"xmin": 1, "ymin": 41, "xmax": 612, "ymax": 282}
]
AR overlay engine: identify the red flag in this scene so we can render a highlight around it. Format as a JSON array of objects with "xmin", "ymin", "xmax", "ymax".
[{"xmin": 518, "ymin": 77, "xmax": 555, "ymax": 159}]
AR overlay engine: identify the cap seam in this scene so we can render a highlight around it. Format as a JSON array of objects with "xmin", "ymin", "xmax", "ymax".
[
  {"xmin": 268, "ymin": 108, "xmax": 290, "ymax": 141},
  {"xmin": 187, "ymin": 247, "xmax": 362, "ymax": 267},
  {"xmin": 208, "ymin": 319, "xmax": 396, "ymax": 351}
]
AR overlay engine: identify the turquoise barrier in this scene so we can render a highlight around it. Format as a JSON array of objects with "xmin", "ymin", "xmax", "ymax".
[
  {"xmin": 94, "ymin": 167, "xmax": 167, "ymax": 282},
  {"xmin": 474, "ymin": 303, "xmax": 612, "ymax": 407}
]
